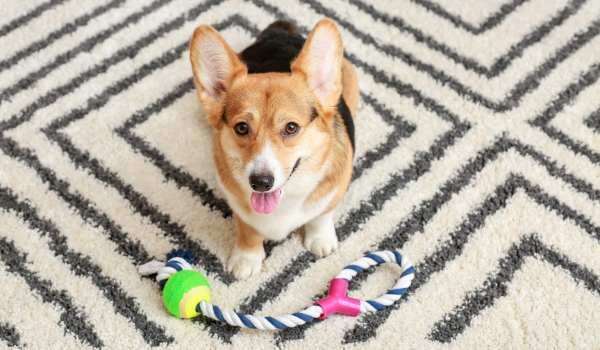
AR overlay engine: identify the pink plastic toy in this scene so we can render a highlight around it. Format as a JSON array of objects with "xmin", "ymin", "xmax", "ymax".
[{"xmin": 316, "ymin": 278, "xmax": 361, "ymax": 319}]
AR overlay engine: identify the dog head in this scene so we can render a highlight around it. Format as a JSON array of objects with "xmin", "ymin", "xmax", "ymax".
[{"xmin": 189, "ymin": 19, "xmax": 344, "ymax": 214}]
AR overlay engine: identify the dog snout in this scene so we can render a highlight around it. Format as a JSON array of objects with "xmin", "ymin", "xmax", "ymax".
[{"xmin": 249, "ymin": 172, "xmax": 274, "ymax": 192}]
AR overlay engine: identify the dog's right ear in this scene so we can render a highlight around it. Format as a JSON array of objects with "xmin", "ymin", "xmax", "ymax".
[{"xmin": 189, "ymin": 25, "xmax": 247, "ymax": 128}]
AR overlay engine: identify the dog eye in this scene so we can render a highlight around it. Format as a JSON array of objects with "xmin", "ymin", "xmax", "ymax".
[
  {"xmin": 283, "ymin": 122, "xmax": 300, "ymax": 136},
  {"xmin": 234, "ymin": 122, "xmax": 249, "ymax": 136}
]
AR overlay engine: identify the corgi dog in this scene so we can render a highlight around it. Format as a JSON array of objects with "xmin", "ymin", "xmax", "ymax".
[{"xmin": 189, "ymin": 19, "xmax": 358, "ymax": 279}]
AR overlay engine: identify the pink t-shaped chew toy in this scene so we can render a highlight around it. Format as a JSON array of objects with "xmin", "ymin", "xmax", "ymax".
[{"xmin": 315, "ymin": 278, "xmax": 361, "ymax": 320}]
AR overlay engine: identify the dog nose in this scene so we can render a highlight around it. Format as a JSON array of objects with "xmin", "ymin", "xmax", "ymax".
[{"xmin": 249, "ymin": 173, "xmax": 274, "ymax": 192}]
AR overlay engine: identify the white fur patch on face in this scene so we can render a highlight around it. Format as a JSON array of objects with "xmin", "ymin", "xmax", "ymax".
[{"xmin": 246, "ymin": 142, "xmax": 286, "ymax": 190}]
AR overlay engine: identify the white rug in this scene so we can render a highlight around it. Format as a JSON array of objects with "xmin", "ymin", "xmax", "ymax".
[{"xmin": 0, "ymin": 0, "xmax": 599, "ymax": 349}]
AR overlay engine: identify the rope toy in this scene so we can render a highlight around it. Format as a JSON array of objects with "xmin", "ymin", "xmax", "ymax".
[{"xmin": 139, "ymin": 249, "xmax": 415, "ymax": 330}]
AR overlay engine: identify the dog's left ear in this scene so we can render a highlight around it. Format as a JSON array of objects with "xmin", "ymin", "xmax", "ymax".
[
  {"xmin": 189, "ymin": 25, "xmax": 247, "ymax": 128},
  {"xmin": 292, "ymin": 19, "xmax": 343, "ymax": 110}
]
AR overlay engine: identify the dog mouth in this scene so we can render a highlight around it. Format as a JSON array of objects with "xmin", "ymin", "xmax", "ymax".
[
  {"xmin": 249, "ymin": 158, "xmax": 301, "ymax": 215},
  {"xmin": 250, "ymin": 189, "xmax": 282, "ymax": 214}
]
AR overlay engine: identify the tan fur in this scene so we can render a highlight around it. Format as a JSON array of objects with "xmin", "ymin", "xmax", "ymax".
[
  {"xmin": 189, "ymin": 25, "xmax": 247, "ymax": 128},
  {"xmin": 306, "ymin": 58, "xmax": 359, "ymax": 210},
  {"xmin": 234, "ymin": 214, "xmax": 264, "ymax": 252},
  {"xmin": 213, "ymin": 72, "xmax": 335, "ymax": 213},
  {"xmin": 342, "ymin": 60, "xmax": 359, "ymax": 116},
  {"xmin": 212, "ymin": 67, "xmax": 353, "ymax": 216},
  {"xmin": 213, "ymin": 135, "xmax": 250, "ymax": 212},
  {"xmin": 291, "ymin": 19, "xmax": 344, "ymax": 111},
  {"xmin": 189, "ymin": 18, "xmax": 358, "ymax": 276}
]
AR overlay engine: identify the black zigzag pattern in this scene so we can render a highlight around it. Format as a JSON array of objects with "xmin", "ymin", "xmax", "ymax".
[
  {"xmin": 0, "ymin": 0, "xmax": 598, "ymax": 348},
  {"xmin": 0, "ymin": 321, "xmax": 21, "ymax": 348}
]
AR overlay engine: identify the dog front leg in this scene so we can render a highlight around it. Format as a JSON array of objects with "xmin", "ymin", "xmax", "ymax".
[{"xmin": 228, "ymin": 214, "xmax": 265, "ymax": 279}]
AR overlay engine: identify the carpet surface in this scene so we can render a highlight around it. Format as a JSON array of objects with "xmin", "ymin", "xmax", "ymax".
[{"xmin": 0, "ymin": 0, "xmax": 599, "ymax": 349}]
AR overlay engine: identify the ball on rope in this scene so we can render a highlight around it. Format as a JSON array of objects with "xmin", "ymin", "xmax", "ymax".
[
  {"xmin": 162, "ymin": 269, "xmax": 211, "ymax": 319},
  {"xmin": 139, "ymin": 249, "xmax": 415, "ymax": 330}
]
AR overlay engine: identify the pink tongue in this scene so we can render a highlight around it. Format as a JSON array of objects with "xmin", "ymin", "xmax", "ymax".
[{"xmin": 250, "ymin": 189, "xmax": 282, "ymax": 214}]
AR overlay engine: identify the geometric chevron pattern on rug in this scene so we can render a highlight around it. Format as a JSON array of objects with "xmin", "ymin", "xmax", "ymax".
[{"xmin": 1, "ymin": 0, "xmax": 599, "ymax": 348}]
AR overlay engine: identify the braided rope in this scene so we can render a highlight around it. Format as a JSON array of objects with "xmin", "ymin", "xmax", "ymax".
[
  {"xmin": 140, "ymin": 249, "xmax": 415, "ymax": 330},
  {"xmin": 197, "ymin": 302, "xmax": 323, "ymax": 330},
  {"xmin": 338, "ymin": 250, "xmax": 415, "ymax": 313},
  {"xmin": 139, "ymin": 256, "xmax": 193, "ymax": 288}
]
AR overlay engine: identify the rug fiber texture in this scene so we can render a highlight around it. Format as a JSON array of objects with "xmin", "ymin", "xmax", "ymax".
[{"xmin": 0, "ymin": 0, "xmax": 599, "ymax": 349}]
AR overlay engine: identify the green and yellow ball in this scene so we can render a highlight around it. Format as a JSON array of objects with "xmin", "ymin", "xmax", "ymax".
[{"xmin": 162, "ymin": 270, "xmax": 211, "ymax": 319}]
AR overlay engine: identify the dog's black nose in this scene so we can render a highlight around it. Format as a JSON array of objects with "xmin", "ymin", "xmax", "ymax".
[{"xmin": 249, "ymin": 173, "xmax": 274, "ymax": 192}]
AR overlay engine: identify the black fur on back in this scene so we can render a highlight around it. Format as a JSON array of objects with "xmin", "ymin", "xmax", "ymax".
[
  {"xmin": 240, "ymin": 21, "xmax": 304, "ymax": 74},
  {"xmin": 238, "ymin": 21, "xmax": 355, "ymax": 152}
]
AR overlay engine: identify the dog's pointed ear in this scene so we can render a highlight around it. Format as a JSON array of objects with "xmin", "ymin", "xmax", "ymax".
[
  {"xmin": 292, "ymin": 19, "xmax": 343, "ymax": 111},
  {"xmin": 189, "ymin": 25, "xmax": 246, "ymax": 128}
]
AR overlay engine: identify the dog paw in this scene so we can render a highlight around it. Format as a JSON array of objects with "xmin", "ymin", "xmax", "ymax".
[
  {"xmin": 228, "ymin": 247, "xmax": 265, "ymax": 279},
  {"xmin": 304, "ymin": 233, "xmax": 339, "ymax": 257},
  {"xmin": 304, "ymin": 213, "xmax": 338, "ymax": 257}
]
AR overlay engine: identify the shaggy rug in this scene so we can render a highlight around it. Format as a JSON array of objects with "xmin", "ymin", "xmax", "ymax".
[{"xmin": 0, "ymin": 0, "xmax": 599, "ymax": 348}]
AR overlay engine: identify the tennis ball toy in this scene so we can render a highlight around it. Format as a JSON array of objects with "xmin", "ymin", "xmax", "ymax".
[{"xmin": 162, "ymin": 269, "xmax": 211, "ymax": 318}]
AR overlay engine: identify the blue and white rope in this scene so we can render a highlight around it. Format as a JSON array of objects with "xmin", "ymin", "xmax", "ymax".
[
  {"xmin": 138, "ymin": 256, "xmax": 193, "ymax": 288},
  {"xmin": 197, "ymin": 302, "xmax": 323, "ymax": 330},
  {"xmin": 338, "ymin": 250, "xmax": 415, "ymax": 313},
  {"xmin": 140, "ymin": 249, "xmax": 415, "ymax": 330}
]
